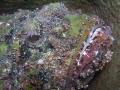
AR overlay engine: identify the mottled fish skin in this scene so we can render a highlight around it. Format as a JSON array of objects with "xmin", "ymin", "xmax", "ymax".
[
  {"xmin": 65, "ymin": 0, "xmax": 120, "ymax": 90},
  {"xmin": 0, "ymin": 1, "xmax": 116, "ymax": 90}
]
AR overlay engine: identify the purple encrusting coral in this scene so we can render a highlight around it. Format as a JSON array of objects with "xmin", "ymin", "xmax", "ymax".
[{"xmin": 0, "ymin": 2, "xmax": 114, "ymax": 90}]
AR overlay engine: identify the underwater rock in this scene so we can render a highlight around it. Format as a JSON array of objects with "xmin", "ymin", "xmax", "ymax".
[{"xmin": 0, "ymin": 2, "xmax": 114, "ymax": 90}]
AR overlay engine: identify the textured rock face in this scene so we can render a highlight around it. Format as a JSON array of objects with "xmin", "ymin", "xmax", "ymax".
[{"xmin": 0, "ymin": 0, "xmax": 119, "ymax": 90}]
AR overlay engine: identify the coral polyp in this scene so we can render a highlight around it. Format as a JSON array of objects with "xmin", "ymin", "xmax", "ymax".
[{"xmin": 0, "ymin": 2, "xmax": 114, "ymax": 90}]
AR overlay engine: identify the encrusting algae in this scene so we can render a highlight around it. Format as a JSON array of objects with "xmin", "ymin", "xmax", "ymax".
[{"xmin": 0, "ymin": 2, "xmax": 114, "ymax": 90}]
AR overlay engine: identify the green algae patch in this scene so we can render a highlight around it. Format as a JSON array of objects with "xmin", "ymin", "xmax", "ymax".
[
  {"xmin": 29, "ymin": 69, "xmax": 35, "ymax": 76},
  {"xmin": 65, "ymin": 14, "xmax": 97, "ymax": 55},
  {"xmin": 25, "ymin": 84, "xmax": 35, "ymax": 90},
  {"xmin": 70, "ymin": 29, "xmax": 79, "ymax": 38},
  {"xmin": 28, "ymin": 69, "xmax": 35, "ymax": 80},
  {"xmin": 64, "ymin": 14, "xmax": 88, "ymax": 38},
  {"xmin": 73, "ymin": 17, "xmax": 97, "ymax": 55},
  {"xmin": 0, "ymin": 64, "xmax": 6, "ymax": 89},
  {"xmin": 0, "ymin": 80, "xmax": 4, "ymax": 90},
  {"xmin": 0, "ymin": 25, "xmax": 11, "ymax": 36},
  {"xmin": 50, "ymin": 2, "xmax": 61, "ymax": 7},
  {"xmin": 0, "ymin": 42, "xmax": 7, "ymax": 59},
  {"xmin": 54, "ymin": 26, "xmax": 63, "ymax": 33},
  {"xmin": 62, "ymin": 32, "xmax": 67, "ymax": 37},
  {"xmin": 11, "ymin": 41, "xmax": 19, "ymax": 49},
  {"xmin": 30, "ymin": 55, "xmax": 39, "ymax": 62}
]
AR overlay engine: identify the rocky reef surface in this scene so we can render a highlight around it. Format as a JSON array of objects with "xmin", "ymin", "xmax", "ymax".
[{"xmin": 0, "ymin": 2, "xmax": 114, "ymax": 90}]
